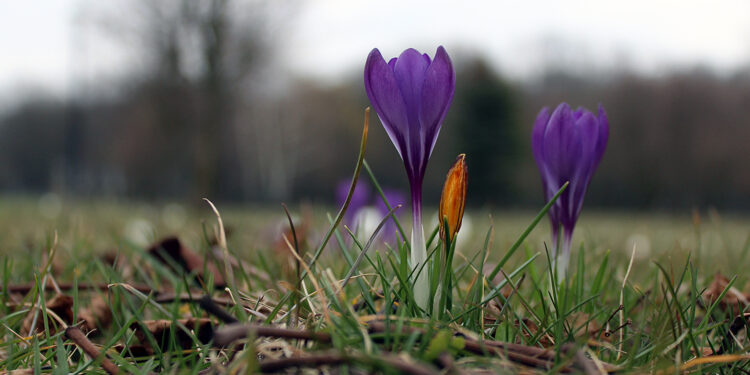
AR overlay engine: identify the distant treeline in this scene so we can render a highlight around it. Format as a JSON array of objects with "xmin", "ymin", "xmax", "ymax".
[
  {"xmin": 3, "ymin": 62, "xmax": 750, "ymax": 211},
  {"xmin": 1, "ymin": 0, "xmax": 750, "ymax": 210}
]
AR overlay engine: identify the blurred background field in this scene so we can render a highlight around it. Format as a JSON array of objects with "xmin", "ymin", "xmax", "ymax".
[
  {"xmin": 2, "ymin": 195, "xmax": 749, "ymax": 285},
  {"xmin": 2, "ymin": 0, "xmax": 750, "ymax": 280}
]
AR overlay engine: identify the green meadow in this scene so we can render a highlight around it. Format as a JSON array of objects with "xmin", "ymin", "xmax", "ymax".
[{"xmin": 2, "ymin": 196, "xmax": 750, "ymax": 374}]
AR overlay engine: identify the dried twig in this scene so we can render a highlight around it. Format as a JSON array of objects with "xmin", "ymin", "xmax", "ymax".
[
  {"xmin": 257, "ymin": 351, "xmax": 437, "ymax": 375},
  {"xmin": 65, "ymin": 326, "xmax": 119, "ymax": 375},
  {"xmin": 154, "ymin": 292, "xmax": 231, "ymax": 305},
  {"xmin": 212, "ymin": 319, "xmax": 619, "ymax": 373},
  {"xmin": 199, "ymin": 295, "xmax": 238, "ymax": 324},
  {"xmin": 367, "ymin": 321, "xmax": 619, "ymax": 373},
  {"xmin": 212, "ymin": 323, "xmax": 331, "ymax": 346},
  {"xmin": 1, "ymin": 282, "xmax": 152, "ymax": 295}
]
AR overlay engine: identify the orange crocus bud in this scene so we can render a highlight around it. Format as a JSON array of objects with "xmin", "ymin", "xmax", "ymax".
[{"xmin": 439, "ymin": 154, "xmax": 468, "ymax": 243}]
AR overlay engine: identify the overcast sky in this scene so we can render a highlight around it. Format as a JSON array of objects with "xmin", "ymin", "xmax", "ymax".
[{"xmin": 2, "ymin": 0, "xmax": 750, "ymax": 99}]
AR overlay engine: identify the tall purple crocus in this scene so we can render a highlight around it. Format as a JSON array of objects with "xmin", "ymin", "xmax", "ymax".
[
  {"xmin": 532, "ymin": 103, "xmax": 609, "ymax": 276},
  {"xmin": 364, "ymin": 46, "xmax": 455, "ymax": 308}
]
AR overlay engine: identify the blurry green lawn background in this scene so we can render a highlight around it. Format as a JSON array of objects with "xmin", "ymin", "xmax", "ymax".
[{"xmin": 1, "ymin": 196, "xmax": 747, "ymax": 286}]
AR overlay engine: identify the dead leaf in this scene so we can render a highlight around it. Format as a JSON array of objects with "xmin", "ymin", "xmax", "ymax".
[
  {"xmin": 691, "ymin": 346, "xmax": 715, "ymax": 357},
  {"xmin": 1, "ymin": 369, "xmax": 34, "ymax": 375},
  {"xmin": 79, "ymin": 293, "xmax": 113, "ymax": 332},
  {"xmin": 567, "ymin": 312, "xmax": 607, "ymax": 341},
  {"xmin": 703, "ymin": 273, "xmax": 748, "ymax": 316},
  {"xmin": 515, "ymin": 318, "xmax": 554, "ymax": 347},
  {"xmin": 148, "ymin": 237, "xmax": 225, "ymax": 287},
  {"xmin": 21, "ymin": 294, "xmax": 74, "ymax": 335}
]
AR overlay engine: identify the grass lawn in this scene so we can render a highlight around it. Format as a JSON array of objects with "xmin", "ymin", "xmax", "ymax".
[{"xmin": 2, "ymin": 196, "xmax": 750, "ymax": 374}]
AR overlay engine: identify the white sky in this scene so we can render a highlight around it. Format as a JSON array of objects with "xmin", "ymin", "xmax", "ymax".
[{"xmin": 1, "ymin": 0, "xmax": 750, "ymax": 99}]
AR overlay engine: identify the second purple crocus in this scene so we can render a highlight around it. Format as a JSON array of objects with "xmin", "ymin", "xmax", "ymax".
[
  {"xmin": 364, "ymin": 46, "xmax": 455, "ymax": 308},
  {"xmin": 532, "ymin": 103, "xmax": 609, "ymax": 276}
]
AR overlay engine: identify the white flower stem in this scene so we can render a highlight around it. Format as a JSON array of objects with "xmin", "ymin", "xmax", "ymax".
[
  {"xmin": 553, "ymin": 233, "xmax": 572, "ymax": 282},
  {"xmin": 411, "ymin": 211, "xmax": 429, "ymax": 310}
]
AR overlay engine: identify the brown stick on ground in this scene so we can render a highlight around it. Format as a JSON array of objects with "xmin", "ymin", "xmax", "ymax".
[
  {"xmin": 155, "ymin": 292, "xmax": 233, "ymax": 306},
  {"xmin": 214, "ymin": 321, "xmax": 561, "ymax": 371},
  {"xmin": 257, "ymin": 351, "xmax": 437, "ymax": 375},
  {"xmin": 198, "ymin": 295, "xmax": 238, "ymax": 324},
  {"xmin": 212, "ymin": 323, "xmax": 332, "ymax": 346},
  {"xmin": 462, "ymin": 340, "xmax": 561, "ymax": 372},
  {"xmin": 368, "ymin": 321, "xmax": 618, "ymax": 373},
  {"xmin": 2, "ymin": 282, "xmax": 153, "ymax": 295},
  {"xmin": 212, "ymin": 320, "xmax": 618, "ymax": 373},
  {"xmin": 65, "ymin": 326, "xmax": 119, "ymax": 375}
]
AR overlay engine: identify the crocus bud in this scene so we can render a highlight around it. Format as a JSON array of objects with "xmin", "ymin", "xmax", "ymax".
[{"xmin": 439, "ymin": 154, "xmax": 468, "ymax": 243}]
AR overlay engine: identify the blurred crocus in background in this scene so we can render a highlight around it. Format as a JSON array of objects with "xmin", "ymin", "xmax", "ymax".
[
  {"xmin": 365, "ymin": 46, "xmax": 455, "ymax": 309},
  {"xmin": 336, "ymin": 179, "xmax": 406, "ymax": 244},
  {"xmin": 336, "ymin": 179, "xmax": 372, "ymax": 231},
  {"xmin": 374, "ymin": 189, "xmax": 407, "ymax": 245},
  {"xmin": 532, "ymin": 103, "xmax": 609, "ymax": 277}
]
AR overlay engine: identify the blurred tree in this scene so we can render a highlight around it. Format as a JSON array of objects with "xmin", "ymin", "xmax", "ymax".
[
  {"xmin": 104, "ymin": 0, "xmax": 273, "ymax": 200},
  {"xmin": 0, "ymin": 99, "xmax": 65, "ymax": 192},
  {"xmin": 448, "ymin": 58, "xmax": 520, "ymax": 205}
]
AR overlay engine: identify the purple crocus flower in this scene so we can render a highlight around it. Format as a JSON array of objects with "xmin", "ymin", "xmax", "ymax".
[
  {"xmin": 365, "ymin": 46, "xmax": 455, "ymax": 308},
  {"xmin": 532, "ymin": 103, "xmax": 609, "ymax": 276},
  {"xmin": 336, "ymin": 179, "xmax": 372, "ymax": 231}
]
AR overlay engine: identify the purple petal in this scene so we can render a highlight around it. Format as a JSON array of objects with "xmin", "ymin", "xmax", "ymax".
[
  {"xmin": 391, "ymin": 49, "xmax": 431, "ymax": 174},
  {"xmin": 543, "ymin": 103, "xmax": 581, "ymax": 181},
  {"xmin": 569, "ymin": 111, "xmax": 599, "ymax": 218},
  {"xmin": 392, "ymin": 48, "xmax": 430, "ymax": 123},
  {"xmin": 573, "ymin": 107, "xmax": 585, "ymax": 120},
  {"xmin": 388, "ymin": 57, "xmax": 397, "ymax": 69},
  {"xmin": 419, "ymin": 46, "xmax": 456, "ymax": 163},
  {"xmin": 531, "ymin": 107, "xmax": 550, "ymax": 172},
  {"xmin": 364, "ymin": 49, "xmax": 410, "ymax": 160}
]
